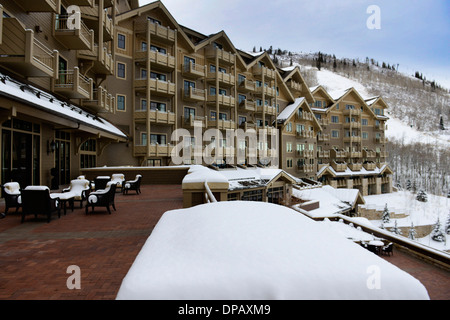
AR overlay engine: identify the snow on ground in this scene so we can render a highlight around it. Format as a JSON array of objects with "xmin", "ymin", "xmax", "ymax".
[
  {"xmin": 362, "ymin": 191, "xmax": 450, "ymax": 252},
  {"xmin": 117, "ymin": 201, "xmax": 429, "ymax": 300},
  {"xmin": 315, "ymin": 68, "xmax": 371, "ymax": 98}
]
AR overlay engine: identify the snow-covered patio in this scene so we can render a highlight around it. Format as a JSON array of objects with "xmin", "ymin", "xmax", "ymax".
[{"xmin": 116, "ymin": 201, "xmax": 429, "ymax": 300}]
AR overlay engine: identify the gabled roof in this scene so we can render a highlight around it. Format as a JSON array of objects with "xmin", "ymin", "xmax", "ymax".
[
  {"xmin": 311, "ymin": 85, "xmax": 336, "ymax": 103},
  {"xmin": 116, "ymin": 0, "xmax": 195, "ymax": 51},
  {"xmin": 317, "ymin": 163, "xmax": 394, "ymax": 179},
  {"xmin": 279, "ymin": 66, "xmax": 315, "ymax": 103},
  {"xmin": 326, "ymin": 87, "xmax": 378, "ymax": 119},
  {"xmin": 276, "ymin": 97, "xmax": 322, "ymax": 132}
]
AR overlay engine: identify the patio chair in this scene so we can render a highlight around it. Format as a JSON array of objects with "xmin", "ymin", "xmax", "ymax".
[
  {"xmin": 62, "ymin": 179, "xmax": 91, "ymax": 208},
  {"xmin": 20, "ymin": 186, "xmax": 60, "ymax": 223},
  {"xmin": 111, "ymin": 174, "xmax": 125, "ymax": 192},
  {"xmin": 123, "ymin": 174, "xmax": 142, "ymax": 195},
  {"xmin": 2, "ymin": 182, "xmax": 22, "ymax": 216},
  {"xmin": 381, "ymin": 243, "xmax": 394, "ymax": 256},
  {"xmin": 86, "ymin": 181, "xmax": 117, "ymax": 215},
  {"xmin": 94, "ymin": 176, "xmax": 111, "ymax": 191}
]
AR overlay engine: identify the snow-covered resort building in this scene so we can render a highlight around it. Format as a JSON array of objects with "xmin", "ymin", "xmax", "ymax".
[{"xmin": 0, "ymin": 0, "xmax": 392, "ymax": 196}]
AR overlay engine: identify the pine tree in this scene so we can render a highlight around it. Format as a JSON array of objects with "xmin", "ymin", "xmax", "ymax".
[
  {"xmin": 431, "ymin": 219, "xmax": 445, "ymax": 242},
  {"xmin": 333, "ymin": 55, "xmax": 337, "ymax": 70},
  {"xmin": 408, "ymin": 223, "xmax": 417, "ymax": 240},
  {"xmin": 416, "ymin": 189, "xmax": 428, "ymax": 202},
  {"xmin": 406, "ymin": 179, "xmax": 412, "ymax": 191},
  {"xmin": 445, "ymin": 213, "xmax": 450, "ymax": 235},
  {"xmin": 390, "ymin": 221, "xmax": 402, "ymax": 235},
  {"xmin": 381, "ymin": 204, "xmax": 390, "ymax": 223},
  {"xmin": 440, "ymin": 115, "xmax": 445, "ymax": 130}
]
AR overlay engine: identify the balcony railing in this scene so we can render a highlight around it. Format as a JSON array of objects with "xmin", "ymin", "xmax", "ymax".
[
  {"xmin": 297, "ymin": 164, "xmax": 315, "ymax": 173},
  {"xmin": 182, "ymin": 115, "xmax": 207, "ymax": 129},
  {"xmin": 80, "ymin": 6, "xmax": 114, "ymax": 41},
  {"xmin": 183, "ymin": 87, "xmax": 206, "ymax": 102},
  {"xmin": 332, "ymin": 161, "xmax": 347, "ymax": 172},
  {"xmin": 78, "ymin": 45, "xmax": 114, "ymax": 75},
  {"xmin": 134, "ymin": 79, "xmax": 176, "ymax": 96},
  {"xmin": 149, "ymin": 110, "xmax": 176, "ymax": 125},
  {"xmin": 331, "ymin": 149, "xmax": 348, "ymax": 159},
  {"xmin": 207, "ymin": 94, "xmax": 235, "ymax": 108},
  {"xmin": 317, "ymin": 134, "xmax": 330, "ymax": 142},
  {"xmin": 207, "ymin": 119, "xmax": 236, "ymax": 130},
  {"xmin": 207, "ymin": 72, "xmax": 235, "ymax": 87},
  {"xmin": 296, "ymin": 130, "xmax": 315, "ymax": 139},
  {"xmin": 182, "ymin": 62, "xmax": 206, "ymax": 78},
  {"xmin": 297, "ymin": 150, "xmax": 315, "ymax": 158},
  {"xmin": 239, "ymin": 100, "xmax": 256, "ymax": 112},
  {"xmin": 149, "ymin": 51, "xmax": 175, "ymax": 70},
  {"xmin": 253, "ymin": 65, "xmax": 276, "ymax": 80},
  {"xmin": 348, "ymin": 163, "xmax": 363, "ymax": 171},
  {"xmin": 296, "ymin": 112, "xmax": 314, "ymax": 121},
  {"xmin": 343, "ymin": 108, "xmax": 362, "ymax": 116},
  {"xmin": 205, "ymin": 47, "xmax": 235, "ymax": 65},
  {"xmin": 0, "ymin": 24, "xmax": 59, "ymax": 78},
  {"xmin": 363, "ymin": 149, "xmax": 377, "ymax": 158},
  {"xmin": 255, "ymin": 85, "xmax": 276, "ymax": 97},
  {"xmin": 256, "ymin": 105, "xmax": 276, "ymax": 116},
  {"xmin": 53, "ymin": 14, "xmax": 94, "ymax": 50},
  {"xmin": 317, "ymin": 151, "xmax": 330, "ymax": 158},
  {"xmin": 53, "ymin": 67, "xmax": 93, "ymax": 99},
  {"xmin": 238, "ymin": 79, "xmax": 257, "ymax": 92},
  {"xmin": 288, "ymin": 80, "xmax": 302, "ymax": 92},
  {"xmin": 344, "ymin": 136, "xmax": 362, "ymax": 143},
  {"xmin": 82, "ymin": 86, "xmax": 115, "ymax": 114},
  {"xmin": 363, "ymin": 162, "xmax": 377, "ymax": 171}
]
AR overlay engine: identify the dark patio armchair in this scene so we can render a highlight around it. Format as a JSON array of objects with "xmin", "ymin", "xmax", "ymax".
[
  {"xmin": 381, "ymin": 243, "xmax": 394, "ymax": 256},
  {"xmin": 2, "ymin": 182, "xmax": 22, "ymax": 216},
  {"xmin": 20, "ymin": 186, "xmax": 60, "ymax": 223},
  {"xmin": 86, "ymin": 181, "xmax": 117, "ymax": 215},
  {"xmin": 123, "ymin": 174, "xmax": 142, "ymax": 195},
  {"xmin": 94, "ymin": 176, "xmax": 111, "ymax": 191}
]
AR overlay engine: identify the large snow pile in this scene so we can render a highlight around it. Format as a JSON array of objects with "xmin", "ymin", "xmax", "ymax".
[{"xmin": 116, "ymin": 201, "xmax": 429, "ymax": 300}]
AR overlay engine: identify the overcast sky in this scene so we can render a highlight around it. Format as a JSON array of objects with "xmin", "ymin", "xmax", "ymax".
[{"xmin": 139, "ymin": 0, "xmax": 450, "ymax": 88}]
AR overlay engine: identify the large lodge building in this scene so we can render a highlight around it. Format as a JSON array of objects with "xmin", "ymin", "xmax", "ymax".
[{"xmin": 0, "ymin": 0, "xmax": 392, "ymax": 196}]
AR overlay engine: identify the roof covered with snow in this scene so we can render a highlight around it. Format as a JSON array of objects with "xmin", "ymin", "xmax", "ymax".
[
  {"xmin": 0, "ymin": 73, "xmax": 127, "ymax": 140},
  {"xmin": 277, "ymin": 97, "xmax": 305, "ymax": 123},
  {"xmin": 116, "ymin": 201, "xmax": 429, "ymax": 300}
]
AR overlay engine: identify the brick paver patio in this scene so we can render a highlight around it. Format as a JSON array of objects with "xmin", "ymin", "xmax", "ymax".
[{"xmin": 0, "ymin": 184, "xmax": 448, "ymax": 300}]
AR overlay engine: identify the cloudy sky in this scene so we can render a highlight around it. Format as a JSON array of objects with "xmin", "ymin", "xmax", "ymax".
[{"xmin": 139, "ymin": 0, "xmax": 450, "ymax": 88}]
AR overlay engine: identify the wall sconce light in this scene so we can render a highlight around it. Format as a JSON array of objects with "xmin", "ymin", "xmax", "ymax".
[{"xmin": 47, "ymin": 140, "xmax": 56, "ymax": 155}]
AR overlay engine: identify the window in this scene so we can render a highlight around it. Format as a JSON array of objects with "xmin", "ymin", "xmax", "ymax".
[
  {"xmin": 117, "ymin": 62, "xmax": 126, "ymax": 79},
  {"xmin": 184, "ymin": 56, "xmax": 195, "ymax": 68},
  {"xmin": 238, "ymin": 74, "xmax": 246, "ymax": 84},
  {"xmin": 150, "ymin": 134, "xmax": 166, "ymax": 145},
  {"xmin": 362, "ymin": 132, "xmax": 369, "ymax": 139},
  {"xmin": 150, "ymin": 72, "xmax": 166, "ymax": 81},
  {"xmin": 286, "ymin": 159, "xmax": 293, "ymax": 168},
  {"xmin": 148, "ymin": 17, "xmax": 161, "ymax": 25},
  {"xmin": 219, "ymin": 113, "xmax": 227, "ymax": 120},
  {"xmin": 331, "ymin": 116, "xmax": 339, "ymax": 123},
  {"xmin": 213, "ymin": 42, "xmax": 223, "ymax": 50},
  {"xmin": 286, "ymin": 142, "xmax": 293, "ymax": 153},
  {"xmin": 150, "ymin": 101, "xmax": 167, "ymax": 112},
  {"xmin": 309, "ymin": 144, "xmax": 314, "ymax": 151},
  {"xmin": 219, "ymin": 88, "xmax": 227, "ymax": 96},
  {"xmin": 242, "ymin": 189, "xmax": 263, "ymax": 202},
  {"xmin": 297, "ymin": 144, "xmax": 305, "ymax": 152},
  {"xmin": 150, "ymin": 44, "xmax": 166, "ymax": 54},
  {"xmin": 331, "ymin": 130, "xmax": 339, "ymax": 138},
  {"xmin": 184, "ymin": 80, "xmax": 195, "ymax": 94},
  {"xmin": 80, "ymin": 139, "xmax": 96, "ymax": 169},
  {"xmin": 117, "ymin": 95, "xmax": 126, "ymax": 111},
  {"xmin": 362, "ymin": 118, "xmax": 369, "ymax": 126},
  {"xmin": 314, "ymin": 101, "xmax": 322, "ymax": 108},
  {"xmin": 238, "ymin": 94, "xmax": 246, "ymax": 104},
  {"xmin": 117, "ymin": 33, "xmax": 126, "ymax": 50},
  {"xmin": 140, "ymin": 99, "xmax": 147, "ymax": 111},
  {"xmin": 238, "ymin": 116, "xmax": 246, "ymax": 126},
  {"xmin": 210, "ymin": 87, "xmax": 216, "ymax": 96},
  {"xmin": 141, "ymin": 41, "xmax": 147, "ymax": 52},
  {"xmin": 346, "ymin": 104, "xmax": 355, "ymax": 110},
  {"xmin": 296, "ymin": 124, "xmax": 305, "ymax": 133},
  {"xmin": 184, "ymin": 107, "xmax": 195, "ymax": 120},
  {"xmin": 286, "ymin": 123, "xmax": 293, "ymax": 132},
  {"xmin": 210, "ymin": 111, "xmax": 217, "ymax": 121},
  {"xmin": 315, "ymin": 114, "xmax": 322, "ymax": 120}
]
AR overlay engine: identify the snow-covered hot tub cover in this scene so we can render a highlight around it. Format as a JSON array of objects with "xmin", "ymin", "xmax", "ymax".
[{"xmin": 116, "ymin": 201, "xmax": 429, "ymax": 300}]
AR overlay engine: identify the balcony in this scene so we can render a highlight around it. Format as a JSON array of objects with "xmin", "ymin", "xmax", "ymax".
[
  {"xmin": 297, "ymin": 164, "xmax": 315, "ymax": 173},
  {"xmin": 349, "ymin": 151, "xmax": 362, "ymax": 158},
  {"xmin": 148, "ymin": 144, "xmax": 174, "ymax": 157},
  {"xmin": 77, "ymin": 45, "xmax": 114, "ymax": 75},
  {"xmin": 344, "ymin": 136, "xmax": 362, "ymax": 143},
  {"xmin": 239, "ymin": 100, "xmax": 256, "ymax": 112},
  {"xmin": 205, "ymin": 47, "xmax": 235, "ymax": 65},
  {"xmin": 331, "ymin": 149, "xmax": 348, "ymax": 159},
  {"xmin": 253, "ymin": 65, "xmax": 276, "ymax": 80},
  {"xmin": 206, "ymin": 72, "xmax": 235, "ymax": 87},
  {"xmin": 343, "ymin": 122, "xmax": 361, "ymax": 129},
  {"xmin": 134, "ymin": 79, "xmax": 177, "ymax": 97},
  {"xmin": 207, "ymin": 119, "xmax": 236, "ymax": 130},
  {"xmin": 255, "ymin": 85, "xmax": 276, "ymax": 98},
  {"xmin": 296, "ymin": 112, "xmax": 314, "ymax": 121},
  {"xmin": 182, "ymin": 62, "xmax": 206, "ymax": 78},
  {"xmin": 375, "ymin": 137, "xmax": 387, "ymax": 144},
  {"xmin": 348, "ymin": 163, "xmax": 363, "ymax": 171},
  {"xmin": 317, "ymin": 134, "xmax": 330, "ymax": 142},
  {"xmin": 255, "ymin": 105, "xmax": 276, "ymax": 116},
  {"xmin": 149, "ymin": 51, "xmax": 175, "ymax": 71},
  {"xmin": 343, "ymin": 108, "xmax": 362, "ymax": 116},
  {"xmin": 317, "ymin": 151, "xmax": 330, "ymax": 158},
  {"xmin": 53, "ymin": 67, "xmax": 93, "ymax": 99},
  {"xmin": 332, "ymin": 161, "xmax": 347, "ymax": 172},
  {"xmin": 296, "ymin": 130, "xmax": 315, "ymax": 139},
  {"xmin": 297, "ymin": 150, "xmax": 315, "ymax": 158},
  {"xmin": 375, "ymin": 122, "xmax": 386, "ymax": 131},
  {"xmin": 182, "ymin": 115, "xmax": 207, "ymax": 129},
  {"xmin": 207, "ymin": 94, "xmax": 235, "ymax": 108},
  {"xmin": 82, "ymin": 86, "xmax": 115, "ymax": 114},
  {"xmin": 182, "ymin": 87, "xmax": 206, "ymax": 102},
  {"xmin": 17, "ymin": 0, "xmax": 61, "ymax": 13},
  {"xmin": 377, "ymin": 151, "xmax": 389, "ymax": 158},
  {"xmin": 80, "ymin": 6, "xmax": 114, "ymax": 42},
  {"xmin": 288, "ymin": 80, "xmax": 302, "ymax": 92},
  {"xmin": 0, "ymin": 21, "xmax": 59, "ymax": 78},
  {"xmin": 317, "ymin": 118, "xmax": 329, "ymax": 126},
  {"xmin": 238, "ymin": 79, "xmax": 256, "ymax": 92},
  {"xmin": 149, "ymin": 110, "xmax": 176, "ymax": 125},
  {"xmin": 363, "ymin": 162, "xmax": 377, "ymax": 171},
  {"xmin": 363, "ymin": 149, "xmax": 377, "ymax": 158},
  {"xmin": 53, "ymin": 14, "xmax": 94, "ymax": 50}
]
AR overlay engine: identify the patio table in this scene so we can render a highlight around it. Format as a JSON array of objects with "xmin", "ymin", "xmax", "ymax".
[{"xmin": 50, "ymin": 192, "xmax": 76, "ymax": 216}]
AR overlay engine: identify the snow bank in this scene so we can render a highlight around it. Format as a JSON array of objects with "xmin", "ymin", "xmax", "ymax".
[{"xmin": 116, "ymin": 201, "xmax": 429, "ymax": 300}]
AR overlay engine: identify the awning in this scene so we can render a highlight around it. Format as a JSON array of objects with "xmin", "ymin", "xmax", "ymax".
[{"xmin": 0, "ymin": 73, "xmax": 127, "ymax": 141}]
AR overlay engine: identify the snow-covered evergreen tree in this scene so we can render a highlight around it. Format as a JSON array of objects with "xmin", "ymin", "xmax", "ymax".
[
  {"xmin": 446, "ymin": 213, "xmax": 450, "ymax": 235},
  {"xmin": 406, "ymin": 179, "xmax": 412, "ymax": 191},
  {"xmin": 390, "ymin": 221, "xmax": 402, "ymax": 235},
  {"xmin": 416, "ymin": 189, "xmax": 428, "ymax": 202},
  {"xmin": 431, "ymin": 219, "xmax": 445, "ymax": 242},
  {"xmin": 381, "ymin": 204, "xmax": 390, "ymax": 223},
  {"xmin": 408, "ymin": 223, "xmax": 417, "ymax": 240}
]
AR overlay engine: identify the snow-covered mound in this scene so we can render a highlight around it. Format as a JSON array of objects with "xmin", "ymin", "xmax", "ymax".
[{"xmin": 116, "ymin": 201, "xmax": 429, "ymax": 300}]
